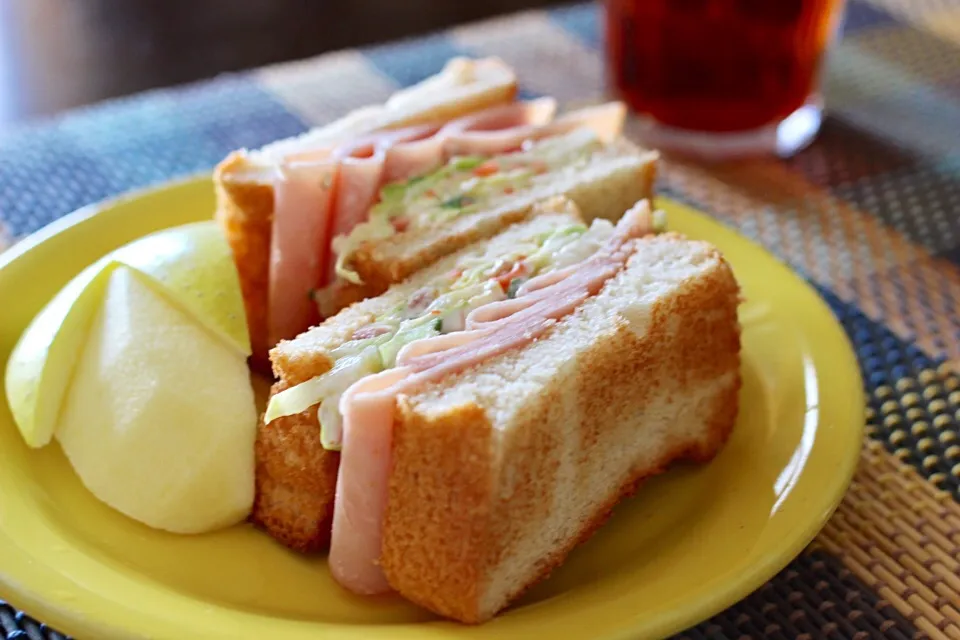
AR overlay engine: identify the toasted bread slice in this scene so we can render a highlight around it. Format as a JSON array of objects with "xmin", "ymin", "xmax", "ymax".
[
  {"xmin": 214, "ymin": 57, "xmax": 519, "ymax": 368},
  {"xmin": 380, "ymin": 233, "xmax": 742, "ymax": 623},
  {"xmin": 254, "ymin": 200, "xmax": 586, "ymax": 551}
]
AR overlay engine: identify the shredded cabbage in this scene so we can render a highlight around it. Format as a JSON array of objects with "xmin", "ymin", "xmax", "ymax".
[
  {"xmin": 328, "ymin": 327, "xmax": 397, "ymax": 361},
  {"xmin": 462, "ymin": 280, "xmax": 506, "ymax": 312},
  {"xmin": 263, "ymin": 346, "xmax": 382, "ymax": 424},
  {"xmin": 332, "ymin": 215, "xmax": 395, "ymax": 284},
  {"xmin": 331, "ymin": 158, "xmax": 488, "ymax": 284},
  {"xmin": 378, "ymin": 318, "xmax": 441, "ymax": 368},
  {"xmin": 449, "ymin": 235, "xmax": 543, "ymax": 290},
  {"xmin": 525, "ymin": 224, "xmax": 589, "ymax": 270},
  {"xmin": 461, "ymin": 167, "xmax": 534, "ymax": 199},
  {"xmin": 544, "ymin": 220, "xmax": 615, "ymax": 271},
  {"xmin": 450, "ymin": 156, "xmax": 485, "ymax": 171},
  {"xmin": 319, "ymin": 396, "xmax": 344, "ymax": 450}
]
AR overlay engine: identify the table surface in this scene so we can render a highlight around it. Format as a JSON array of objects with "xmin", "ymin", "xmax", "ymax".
[{"xmin": 2, "ymin": 0, "xmax": 960, "ymax": 638}]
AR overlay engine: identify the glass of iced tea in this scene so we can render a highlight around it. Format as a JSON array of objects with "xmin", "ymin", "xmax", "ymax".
[{"xmin": 605, "ymin": 0, "xmax": 847, "ymax": 159}]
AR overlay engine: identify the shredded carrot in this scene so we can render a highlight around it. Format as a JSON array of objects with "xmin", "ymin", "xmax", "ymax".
[
  {"xmin": 494, "ymin": 262, "xmax": 527, "ymax": 289},
  {"xmin": 473, "ymin": 161, "xmax": 499, "ymax": 177}
]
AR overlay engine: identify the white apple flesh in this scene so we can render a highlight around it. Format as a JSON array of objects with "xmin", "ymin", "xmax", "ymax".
[
  {"xmin": 56, "ymin": 266, "xmax": 257, "ymax": 534},
  {"xmin": 6, "ymin": 221, "xmax": 250, "ymax": 450}
]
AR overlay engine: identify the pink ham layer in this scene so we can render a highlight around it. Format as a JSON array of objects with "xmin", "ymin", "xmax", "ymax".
[
  {"xmin": 329, "ymin": 201, "xmax": 654, "ymax": 595},
  {"xmin": 265, "ymin": 99, "xmax": 627, "ymax": 347}
]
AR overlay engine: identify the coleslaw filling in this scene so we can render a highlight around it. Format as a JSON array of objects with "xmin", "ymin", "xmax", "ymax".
[
  {"xmin": 329, "ymin": 128, "xmax": 605, "ymax": 285},
  {"xmin": 264, "ymin": 213, "xmax": 667, "ymax": 449}
]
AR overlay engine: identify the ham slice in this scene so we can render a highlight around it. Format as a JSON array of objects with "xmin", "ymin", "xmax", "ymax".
[
  {"xmin": 268, "ymin": 159, "xmax": 337, "ymax": 346},
  {"xmin": 323, "ymin": 125, "xmax": 450, "ymax": 285},
  {"xmin": 440, "ymin": 97, "xmax": 557, "ymax": 157},
  {"xmin": 272, "ymin": 123, "xmax": 446, "ymax": 324},
  {"xmin": 329, "ymin": 201, "xmax": 655, "ymax": 595},
  {"xmin": 533, "ymin": 102, "xmax": 627, "ymax": 144},
  {"xmin": 271, "ymin": 139, "xmax": 390, "ymax": 345},
  {"xmin": 381, "ymin": 124, "xmax": 445, "ymax": 183},
  {"xmin": 329, "ymin": 367, "xmax": 410, "ymax": 595},
  {"xmin": 324, "ymin": 140, "xmax": 388, "ymax": 287},
  {"xmin": 439, "ymin": 101, "xmax": 624, "ymax": 159}
]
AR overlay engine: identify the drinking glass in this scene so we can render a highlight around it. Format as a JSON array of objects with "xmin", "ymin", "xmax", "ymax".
[{"xmin": 604, "ymin": 0, "xmax": 847, "ymax": 159}]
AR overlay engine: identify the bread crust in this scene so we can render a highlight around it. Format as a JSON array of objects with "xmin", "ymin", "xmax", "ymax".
[
  {"xmin": 250, "ymin": 379, "xmax": 340, "ymax": 551},
  {"xmin": 213, "ymin": 152, "xmax": 276, "ymax": 373},
  {"xmin": 381, "ymin": 238, "xmax": 741, "ymax": 623}
]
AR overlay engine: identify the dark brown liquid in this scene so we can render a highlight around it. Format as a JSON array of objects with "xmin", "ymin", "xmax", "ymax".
[{"xmin": 605, "ymin": 0, "xmax": 842, "ymax": 132}]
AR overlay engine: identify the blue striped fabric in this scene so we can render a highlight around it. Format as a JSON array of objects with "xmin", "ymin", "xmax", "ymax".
[
  {"xmin": 548, "ymin": 3, "xmax": 601, "ymax": 48},
  {"xmin": 0, "ymin": 76, "xmax": 305, "ymax": 238},
  {"xmin": 364, "ymin": 33, "xmax": 478, "ymax": 87}
]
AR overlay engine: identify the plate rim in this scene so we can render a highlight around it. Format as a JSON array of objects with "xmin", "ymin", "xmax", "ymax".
[
  {"xmin": 0, "ymin": 176, "xmax": 864, "ymax": 640},
  {"xmin": 0, "ymin": 172, "xmax": 209, "ymax": 273}
]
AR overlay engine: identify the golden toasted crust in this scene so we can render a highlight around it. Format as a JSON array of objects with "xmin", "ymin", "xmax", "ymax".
[
  {"xmin": 253, "ymin": 313, "xmax": 365, "ymax": 551},
  {"xmin": 214, "ymin": 152, "xmax": 275, "ymax": 373},
  {"xmin": 381, "ymin": 240, "xmax": 741, "ymax": 623},
  {"xmin": 269, "ymin": 305, "xmax": 376, "ymax": 386},
  {"xmin": 250, "ymin": 380, "xmax": 341, "ymax": 551}
]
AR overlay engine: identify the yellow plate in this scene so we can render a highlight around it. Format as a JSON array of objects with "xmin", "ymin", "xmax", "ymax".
[{"xmin": 0, "ymin": 177, "xmax": 863, "ymax": 640}]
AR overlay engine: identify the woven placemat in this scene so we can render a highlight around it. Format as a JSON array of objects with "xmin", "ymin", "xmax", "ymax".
[{"xmin": 2, "ymin": 0, "xmax": 960, "ymax": 638}]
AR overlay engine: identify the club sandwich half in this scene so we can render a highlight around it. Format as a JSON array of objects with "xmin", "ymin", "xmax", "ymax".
[{"xmin": 257, "ymin": 196, "xmax": 742, "ymax": 623}]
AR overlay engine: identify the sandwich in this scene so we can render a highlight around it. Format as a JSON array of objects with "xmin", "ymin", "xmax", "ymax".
[
  {"xmin": 213, "ymin": 57, "xmax": 658, "ymax": 368},
  {"xmin": 257, "ymin": 196, "xmax": 742, "ymax": 623}
]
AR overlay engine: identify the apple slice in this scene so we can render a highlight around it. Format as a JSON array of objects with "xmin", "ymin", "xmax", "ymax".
[
  {"xmin": 5, "ymin": 260, "xmax": 111, "ymax": 448},
  {"xmin": 5, "ymin": 221, "xmax": 248, "ymax": 448},
  {"xmin": 56, "ymin": 266, "xmax": 256, "ymax": 534},
  {"xmin": 111, "ymin": 221, "xmax": 250, "ymax": 356}
]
